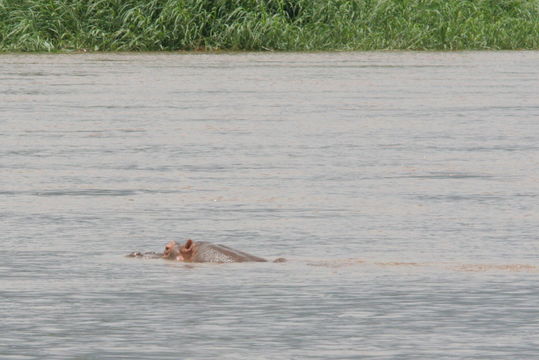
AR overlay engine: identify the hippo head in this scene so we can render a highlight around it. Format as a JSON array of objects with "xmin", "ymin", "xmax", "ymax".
[
  {"xmin": 163, "ymin": 240, "xmax": 182, "ymax": 260},
  {"xmin": 163, "ymin": 239, "xmax": 196, "ymax": 261}
]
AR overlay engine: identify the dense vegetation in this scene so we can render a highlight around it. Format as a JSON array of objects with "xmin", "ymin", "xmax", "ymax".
[{"xmin": 1, "ymin": 0, "xmax": 539, "ymax": 51}]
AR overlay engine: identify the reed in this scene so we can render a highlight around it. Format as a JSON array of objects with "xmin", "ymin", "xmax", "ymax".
[{"xmin": 1, "ymin": 0, "xmax": 539, "ymax": 51}]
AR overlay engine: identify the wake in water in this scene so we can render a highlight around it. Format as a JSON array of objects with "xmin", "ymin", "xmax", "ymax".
[
  {"xmin": 306, "ymin": 259, "xmax": 539, "ymax": 273},
  {"xmin": 126, "ymin": 250, "xmax": 537, "ymax": 273}
]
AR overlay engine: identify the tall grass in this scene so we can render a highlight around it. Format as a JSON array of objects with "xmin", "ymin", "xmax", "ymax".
[{"xmin": 1, "ymin": 0, "xmax": 539, "ymax": 51}]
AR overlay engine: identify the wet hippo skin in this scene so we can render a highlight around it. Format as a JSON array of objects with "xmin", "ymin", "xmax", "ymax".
[{"xmin": 163, "ymin": 239, "xmax": 268, "ymax": 263}]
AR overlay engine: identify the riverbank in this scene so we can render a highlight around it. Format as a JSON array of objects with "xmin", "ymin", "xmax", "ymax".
[{"xmin": 1, "ymin": 0, "xmax": 539, "ymax": 52}]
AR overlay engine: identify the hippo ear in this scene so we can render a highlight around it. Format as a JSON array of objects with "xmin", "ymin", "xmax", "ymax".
[{"xmin": 180, "ymin": 239, "xmax": 194, "ymax": 255}]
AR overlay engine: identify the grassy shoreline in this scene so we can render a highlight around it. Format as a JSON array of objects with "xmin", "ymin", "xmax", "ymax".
[{"xmin": 2, "ymin": 0, "xmax": 539, "ymax": 52}]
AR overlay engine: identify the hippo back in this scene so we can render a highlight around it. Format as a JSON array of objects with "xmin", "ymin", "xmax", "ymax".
[{"xmin": 193, "ymin": 242, "xmax": 267, "ymax": 263}]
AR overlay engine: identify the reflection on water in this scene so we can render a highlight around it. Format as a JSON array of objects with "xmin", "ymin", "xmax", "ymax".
[{"xmin": 1, "ymin": 52, "xmax": 539, "ymax": 359}]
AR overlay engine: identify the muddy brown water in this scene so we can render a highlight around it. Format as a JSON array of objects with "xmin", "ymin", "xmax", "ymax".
[{"xmin": 1, "ymin": 52, "xmax": 539, "ymax": 359}]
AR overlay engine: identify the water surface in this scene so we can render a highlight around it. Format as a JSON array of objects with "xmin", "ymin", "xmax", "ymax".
[{"xmin": 1, "ymin": 52, "xmax": 539, "ymax": 359}]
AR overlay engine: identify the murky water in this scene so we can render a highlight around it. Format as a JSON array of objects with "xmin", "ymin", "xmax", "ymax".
[{"xmin": 1, "ymin": 52, "xmax": 539, "ymax": 359}]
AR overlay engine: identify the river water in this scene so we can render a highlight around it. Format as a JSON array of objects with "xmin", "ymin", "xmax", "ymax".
[{"xmin": 1, "ymin": 52, "xmax": 538, "ymax": 359}]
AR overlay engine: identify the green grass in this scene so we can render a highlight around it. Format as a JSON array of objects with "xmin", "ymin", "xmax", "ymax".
[{"xmin": 1, "ymin": 0, "xmax": 539, "ymax": 51}]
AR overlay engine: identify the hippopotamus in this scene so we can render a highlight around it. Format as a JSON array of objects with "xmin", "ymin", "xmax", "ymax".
[
  {"xmin": 162, "ymin": 239, "xmax": 268, "ymax": 263},
  {"xmin": 128, "ymin": 239, "xmax": 285, "ymax": 263}
]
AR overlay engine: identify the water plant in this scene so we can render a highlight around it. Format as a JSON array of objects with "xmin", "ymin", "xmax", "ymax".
[{"xmin": 1, "ymin": 0, "xmax": 539, "ymax": 51}]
